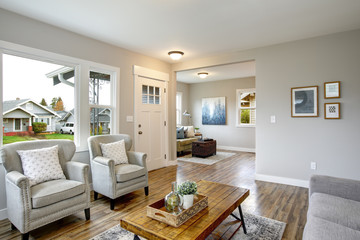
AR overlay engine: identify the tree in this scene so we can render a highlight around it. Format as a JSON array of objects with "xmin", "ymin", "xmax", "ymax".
[
  {"xmin": 50, "ymin": 97, "xmax": 58, "ymax": 109},
  {"xmin": 53, "ymin": 97, "xmax": 64, "ymax": 111},
  {"xmin": 40, "ymin": 98, "xmax": 47, "ymax": 106}
]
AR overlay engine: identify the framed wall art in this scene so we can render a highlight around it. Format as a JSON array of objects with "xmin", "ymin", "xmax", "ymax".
[
  {"xmin": 291, "ymin": 86, "xmax": 318, "ymax": 117},
  {"xmin": 324, "ymin": 103, "xmax": 340, "ymax": 119},
  {"xmin": 324, "ymin": 81, "xmax": 340, "ymax": 99},
  {"xmin": 202, "ymin": 97, "xmax": 226, "ymax": 125}
]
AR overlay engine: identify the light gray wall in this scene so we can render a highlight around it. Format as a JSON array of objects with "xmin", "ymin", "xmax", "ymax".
[
  {"xmin": 188, "ymin": 77, "xmax": 255, "ymax": 150},
  {"xmin": 0, "ymin": 8, "xmax": 172, "ymax": 218},
  {"xmin": 176, "ymin": 81, "xmax": 190, "ymax": 126},
  {"xmin": 172, "ymin": 29, "xmax": 360, "ymax": 185}
]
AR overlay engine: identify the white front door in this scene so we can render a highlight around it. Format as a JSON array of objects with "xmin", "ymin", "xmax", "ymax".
[{"xmin": 134, "ymin": 73, "xmax": 168, "ymax": 171}]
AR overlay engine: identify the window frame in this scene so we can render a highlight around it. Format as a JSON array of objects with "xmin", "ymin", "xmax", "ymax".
[
  {"xmin": 0, "ymin": 41, "xmax": 120, "ymax": 151},
  {"xmin": 176, "ymin": 92, "xmax": 182, "ymax": 126},
  {"xmin": 236, "ymin": 88, "xmax": 256, "ymax": 128}
]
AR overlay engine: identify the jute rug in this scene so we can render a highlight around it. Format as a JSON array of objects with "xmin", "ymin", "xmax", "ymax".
[
  {"xmin": 89, "ymin": 212, "xmax": 286, "ymax": 240},
  {"xmin": 177, "ymin": 151, "xmax": 236, "ymax": 165}
]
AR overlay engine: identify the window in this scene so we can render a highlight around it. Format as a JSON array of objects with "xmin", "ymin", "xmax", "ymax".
[
  {"xmin": 1, "ymin": 43, "xmax": 119, "ymax": 150},
  {"xmin": 34, "ymin": 117, "xmax": 51, "ymax": 126},
  {"xmin": 26, "ymin": 103, "xmax": 33, "ymax": 110},
  {"xmin": 142, "ymin": 85, "xmax": 161, "ymax": 104},
  {"xmin": 176, "ymin": 92, "xmax": 182, "ymax": 125},
  {"xmin": 89, "ymin": 71, "xmax": 114, "ymax": 136},
  {"xmin": 236, "ymin": 88, "xmax": 256, "ymax": 127}
]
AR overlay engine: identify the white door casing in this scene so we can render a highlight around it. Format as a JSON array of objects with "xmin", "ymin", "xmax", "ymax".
[{"xmin": 133, "ymin": 66, "xmax": 169, "ymax": 171}]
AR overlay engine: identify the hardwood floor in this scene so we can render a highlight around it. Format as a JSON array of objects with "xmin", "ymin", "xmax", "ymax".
[{"xmin": 0, "ymin": 151, "xmax": 308, "ymax": 239}]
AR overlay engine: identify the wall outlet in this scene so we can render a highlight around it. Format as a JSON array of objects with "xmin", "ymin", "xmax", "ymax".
[
  {"xmin": 310, "ymin": 162, "xmax": 317, "ymax": 170},
  {"xmin": 270, "ymin": 115, "xmax": 276, "ymax": 123}
]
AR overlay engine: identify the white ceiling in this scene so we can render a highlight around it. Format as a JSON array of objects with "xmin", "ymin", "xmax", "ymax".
[
  {"xmin": 177, "ymin": 61, "xmax": 255, "ymax": 84},
  {"xmin": 1, "ymin": 0, "xmax": 360, "ymax": 63}
]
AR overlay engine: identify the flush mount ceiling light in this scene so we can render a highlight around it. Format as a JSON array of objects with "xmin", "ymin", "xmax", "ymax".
[
  {"xmin": 168, "ymin": 51, "xmax": 184, "ymax": 60},
  {"xmin": 197, "ymin": 72, "xmax": 209, "ymax": 79}
]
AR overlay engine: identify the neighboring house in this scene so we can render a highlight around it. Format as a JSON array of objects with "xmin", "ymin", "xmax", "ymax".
[
  {"xmin": 55, "ymin": 109, "xmax": 74, "ymax": 132},
  {"xmin": 3, "ymin": 99, "xmax": 60, "ymax": 136},
  {"xmin": 55, "ymin": 108, "xmax": 110, "ymax": 134},
  {"xmin": 90, "ymin": 108, "xmax": 111, "ymax": 134}
]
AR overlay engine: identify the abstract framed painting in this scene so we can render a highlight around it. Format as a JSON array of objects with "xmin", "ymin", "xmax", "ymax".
[
  {"xmin": 202, "ymin": 97, "xmax": 226, "ymax": 125},
  {"xmin": 291, "ymin": 86, "xmax": 318, "ymax": 117}
]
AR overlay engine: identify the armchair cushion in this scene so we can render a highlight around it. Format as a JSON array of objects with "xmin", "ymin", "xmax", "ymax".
[
  {"xmin": 115, "ymin": 164, "xmax": 146, "ymax": 182},
  {"xmin": 100, "ymin": 140, "xmax": 128, "ymax": 165},
  {"xmin": 31, "ymin": 179, "xmax": 85, "ymax": 208},
  {"xmin": 17, "ymin": 145, "xmax": 65, "ymax": 186}
]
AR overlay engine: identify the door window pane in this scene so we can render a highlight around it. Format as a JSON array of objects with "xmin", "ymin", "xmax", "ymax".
[{"xmin": 142, "ymin": 84, "xmax": 161, "ymax": 105}]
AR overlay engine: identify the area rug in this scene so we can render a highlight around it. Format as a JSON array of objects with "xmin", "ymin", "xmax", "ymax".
[
  {"xmin": 177, "ymin": 151, "xmax": 236, "ymax": 165},
  {"xmin": 89, "ymin": 212, "xmax": 286, "ymax": 240}
]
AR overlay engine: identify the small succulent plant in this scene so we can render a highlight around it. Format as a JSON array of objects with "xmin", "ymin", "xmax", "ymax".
[{"xmin": 178, "ymin": 181, "xmax": 197, "ymax": 196}]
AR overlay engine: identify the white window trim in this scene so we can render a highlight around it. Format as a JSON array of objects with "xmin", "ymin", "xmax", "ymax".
[
  {"xmin": 0, "ymin": 40, "xmax": 120, "ymax": 152},
  {"xmin": 236, "ymin": 88, "xmax": 256, "ymax": 128},
  {"xmin": 176, "ymin": 92, "xmax": 182, "ymax": 126}
]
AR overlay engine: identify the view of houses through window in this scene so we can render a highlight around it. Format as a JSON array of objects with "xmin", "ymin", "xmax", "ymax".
[
  {"xmin": 236, "ymin": 88, "xmax": 256, "ymax": 126},
  {"xmin": 2, "ymin": 54, "xmax": 76, "ymax": 144},
  {"xmin": 89, "ymin": 71, "xmax": 112, "ymax": 136}
]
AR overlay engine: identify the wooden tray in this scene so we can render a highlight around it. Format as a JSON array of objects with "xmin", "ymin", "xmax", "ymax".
[{"xmin": 146, "ymin": 194, "xmax": 208, "ymax": 227}]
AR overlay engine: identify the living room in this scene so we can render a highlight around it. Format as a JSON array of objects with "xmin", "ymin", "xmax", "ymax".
[{"xmin": 0, "ymin": 1, "xmax": 360, "ymax": 240}]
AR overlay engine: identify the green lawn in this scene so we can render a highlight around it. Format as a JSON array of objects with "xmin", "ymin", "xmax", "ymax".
[
  {"xmin": 42, "ymin": 133, "xmax": 74, "ymax": 140},
  {"xmin": 3, "ymin": 135, "xmax": 37, "ymax": 144},
  {"xmin": 3, "ymin": 133, "xmax": 74, "ymax": 144}
]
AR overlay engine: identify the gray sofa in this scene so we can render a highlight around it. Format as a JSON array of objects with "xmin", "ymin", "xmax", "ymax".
[{"xmin": 303, "ymin": 175, "xmax": 360, "ymax": 240}]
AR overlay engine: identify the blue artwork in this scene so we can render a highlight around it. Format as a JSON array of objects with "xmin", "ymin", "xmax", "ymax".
[{"xmin": 202, "ymin": 97, "xmax": 226, "ymax": 125}]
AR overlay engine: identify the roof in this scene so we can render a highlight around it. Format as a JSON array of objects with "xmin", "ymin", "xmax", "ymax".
[
  {"xmin": 3, "ymin": 99, "xmax": 60, "ymax": 118},
  {"xmin": 3, "ymin": 99, "xmax": 29, "ymax": 113}
]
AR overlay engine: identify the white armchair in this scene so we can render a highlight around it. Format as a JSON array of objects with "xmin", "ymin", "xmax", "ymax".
[
  {"xmin": 88, "ymin": 134, "xmax": 149, "ymax": 210},
  {"xmin": 1, "ymin": 140, "xmax": 90, "ymax": 240}
]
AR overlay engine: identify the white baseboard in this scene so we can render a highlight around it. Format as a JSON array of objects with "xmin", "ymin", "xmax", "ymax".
[
  {"xmin": 255, "ymin": 174, "xmax": 309, "ymax": 188},
  {"xmin": 167, "ymin": 160, "xmax": 177, "ymax": 166},
  {"xmin": 0, "ymin": 208, "xmax": 7, "ymax": 220},
  {"xmin": 217, "ymin": 145, "xmax": 256, "ymax": 153}
]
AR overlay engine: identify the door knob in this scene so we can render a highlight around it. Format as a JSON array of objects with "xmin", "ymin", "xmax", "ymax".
[{"xmin": 138, "ymin": 131, "xmax": 143, "ymax": 135}]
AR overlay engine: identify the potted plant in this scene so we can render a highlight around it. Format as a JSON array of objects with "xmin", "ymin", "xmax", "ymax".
[
  {"xmin": 194, "ymin": 127, "xmax": 200, "ymax": 133},
  {"xmin": 178, "ymin": 180, "xmax": 197, "ymax": 209}
]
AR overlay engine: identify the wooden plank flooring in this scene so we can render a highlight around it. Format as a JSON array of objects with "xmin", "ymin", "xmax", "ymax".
[{"xmin": 0, "ymin": 151, "xmax": 308, "ymax": 239}]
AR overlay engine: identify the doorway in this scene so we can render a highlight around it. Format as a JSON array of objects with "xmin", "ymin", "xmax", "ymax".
[{"xmin": 133, "ymin": 66, "xmax": 169, "ymax": 171}]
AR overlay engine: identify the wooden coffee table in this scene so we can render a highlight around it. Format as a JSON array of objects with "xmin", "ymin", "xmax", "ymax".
[{"xmin": 121, "ymin": 180, "xmax": 249, "ymax": 240}]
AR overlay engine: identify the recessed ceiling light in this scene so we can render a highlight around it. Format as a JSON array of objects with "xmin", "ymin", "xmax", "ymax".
[
  {"xmin": 197, "ymin": 72, "xmax": 209, "ymax": 79},
  {"xmin": 168, "ymin": 51, "xmax": 184, "ymax": 60}
]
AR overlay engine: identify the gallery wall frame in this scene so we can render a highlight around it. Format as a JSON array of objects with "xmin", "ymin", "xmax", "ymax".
[
  {"xmin": 291, "ymin": 86, "xmax": 319, "ymax": 117},
  {"xmin": 324, "ymin": 81, "xmax": 340, "ymax": 99},
  {"xmin": 324, "ymin": 102, "xmax": 340, "ymax": 119}
]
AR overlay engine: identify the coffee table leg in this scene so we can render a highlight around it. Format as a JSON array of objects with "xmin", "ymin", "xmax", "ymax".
[{"xmin": 230, "ymin": 205, "xmax": 247, "ymax": 234}]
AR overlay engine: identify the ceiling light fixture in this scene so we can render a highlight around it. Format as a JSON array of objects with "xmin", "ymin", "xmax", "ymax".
[
  {"xmin": 168, "ymin": 51, "xmax": 184, "ymax": 60},
  {"xmin": 197, "ymin": 72, "xmax": 209, "ymax": 79}
]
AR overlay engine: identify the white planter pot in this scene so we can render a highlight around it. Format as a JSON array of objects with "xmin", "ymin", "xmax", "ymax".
[{"xmin": 182, "ymin": 194, "xmax": 194, "ymax": 209}]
